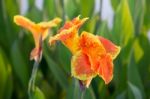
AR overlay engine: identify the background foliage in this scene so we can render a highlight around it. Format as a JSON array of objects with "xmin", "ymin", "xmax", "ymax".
[{"xmin": 0, "ymin": 0, "xmax": 150, "ymax": 99}]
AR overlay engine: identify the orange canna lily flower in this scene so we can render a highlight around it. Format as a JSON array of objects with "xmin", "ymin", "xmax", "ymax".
[
  {"xmin": 14, "ymin": 15, "xmax": 61, "ymax": 61},
  {"xmin": 49, "ymin": 16, "xmax": 120, "ymax": 87}
]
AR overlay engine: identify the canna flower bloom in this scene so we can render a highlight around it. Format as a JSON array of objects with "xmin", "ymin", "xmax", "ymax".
[
  {"xmin": 49, "ymin": 16, "xmax": 120, "ymax": 87},
  {"xmin": 14, "ymin": 15, "xmax": 61, "ymax": 62}
]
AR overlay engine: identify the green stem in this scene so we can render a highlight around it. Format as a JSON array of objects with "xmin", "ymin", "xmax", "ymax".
[
  {"xmin": 28, "ymin": 61, "xmax": 39, "ymax": 96},
  {"xmin": 81, "ymin": 90, "xmax": 85, "ymax": 99},
  {"xmin": 73, "ymin": 79, "xmax": 78, "ymax": 99}
]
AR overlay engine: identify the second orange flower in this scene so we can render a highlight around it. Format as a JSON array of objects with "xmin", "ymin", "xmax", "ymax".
[{"xmin": 49, "ymin": 16, "xmax": 121, "ymax": 87}]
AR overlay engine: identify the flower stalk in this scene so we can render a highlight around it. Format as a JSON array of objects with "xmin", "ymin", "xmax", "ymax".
[
  {"xmin": 28, "ymin": 60, "xmax": 39, "ymax": 95},
  {"xmin": 28, "ymin": 36, "xmax": 42, "ymax": 96}
]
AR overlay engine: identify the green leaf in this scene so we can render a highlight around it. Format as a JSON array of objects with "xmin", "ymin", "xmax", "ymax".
[
  {"xmin": 136, "ymin": 34, "xmax": 150, "ymax": 97},
  {"xmin": 85, "ymin": 14, "xmax": 99, "ymax": 33},
  {"xmin": 133, "ymin": 38, "xmax": 144, "ymax": 63},
  {"xmin": 0, "ymin": 0, "xmax": 19, "ymax": 48},
  {"xmin": 30, "ymin": 87, "xmax": 45, "ymax": 99},
  {"xmin": 26, "ymin": 6, "xmax": 43, "ymax": 22},
  {"xmin": 66, "ymin": 79, "xmax": 81, "ymax": 99},
  {"xmin": 43, "ymin": 44, "xmax": 68, "ymax": 89},
  {"xmin": 43, "ymin": 0, "xmax": 56, "ymax": 18},
  {"xmin": 127, "ymin": 0, "xmax": 135, "ymax": 19},
  {"xmin": 127, "ymin": 0, "xmax": 145, "ymax": 35},
  {"xmin": 28, "ymin": 0, "xmax": 35, "ymax": 8},
  {"xmin": 111, "ymin": 0, "xmax": 121, "ymax": 11},
  {"xmin": 144, "ymin": 0, "xmax": 150, "ymax": 30},
  {"xmin": 56, "ymin": 43, "xmax": 71, "ymax": 73},
  {"xmin": 40, "ymin": 81, "xmax": 56, "ymax": 98},
  {"xmin": 66, "ymin": 80, "xmax": 74, "ymax": 99},
  {"xmin": 4, "ymin": 0, "xmax": 19, "ymax": 19},
  {"xmin": 82, "ymin": 87, "xmax": 96, "ymax": 99},
  {"xmin": 54, "ymin": 0, "xmax": 63, "ymax": 18},
  {"xmin": 116, "ymin": 91, "xmax": 127, "ymax": 99},
  {"xmin": 112, "ymin": 0, "xmax": 134, "ymax": 46},
  {"xmin": 80, "ymin": 14, "xmax": 98, "ymax": 33},
  {"xmin": 11, "ymin": 41, "xmax": 29, "ymax": 89},
  {"xmin": 80, "ymin": 0, "xmax": 95, "ymax": 17},
  {"xmin": 0, "ymin": 48, "xmax": 13, "ymax": 99},
  {"xmin": 64, "ymin": 0, "xmax": 80, "ymax": 18},
  {"xmin": 0, "ymin": 48, "xmax": 8, "ymax": 99},
  {"xmin": 0, "ymin": 0, "xmax": 7, "ymax": 48},
  {"xmin": 120, "ymin": 38, "xmax": 134, "ymax": 63},
  {"xmin": 3, "ymin": 64, "xmax": 13, "ymax": 99},
  {"xmin": 92, "ymin": 77, "xmax": 108, "ymax": 98},
  {"xmin": 128, "ymin": 82, "xmax": 142, "ymax": 99},
  {"xmin": 127, "ymin": 50, "xmax": 145, "ymax": 99},
  {"xmin": 96, "ymin": 20, "xmax": 110, "ymax": 38}
]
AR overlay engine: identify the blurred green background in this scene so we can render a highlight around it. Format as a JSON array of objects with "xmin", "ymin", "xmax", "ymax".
[{"xmin": 0, "ymin": 0, "xmax": 150, "ymax": 99}]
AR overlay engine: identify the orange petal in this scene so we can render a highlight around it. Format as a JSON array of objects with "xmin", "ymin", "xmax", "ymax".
[
  {"xmin": 49, "ymin": 27, "xmax": 79, "ymax": 54},
  {"xmin": 30, "ymin": 47, "xmax": 42, "ymax": 62},
  {"xmin": 41, "ymin": 29, "xmax": 49, "ymax": 41},
  {"xmin": 98, "ymin": 36, "xmax": 121, "ymax": 59},
  {"xmin": 71, "ymin": 15, "xmax": 88, "ymax": 29},
  {"xmin": 38, "ymin": 17, "xmax": 62, "ymax": 28},
  {"xmin": 30, "ymin": 36, "xmax": 43, "ymax": 62},
  {"xmin": 71, "ymin": 51, "xmax": 96, "ymax": 81},
  {"xmin": 37, "ymin": 18, "xmax": 61, "ymax": 46},
  {"xmin": 14, "ymin": 15, "xmax": 37, "ymax": 33},
  {"xmin": 14, "ymin": 15, "xmax": 41, "ymax": 47},
  {"xmin": 59, "ymin": 16, "xmax": 88, "ymax": 33},
  {"xmin": 49, "ymin": 16, "xmax": 88, "ymax": 54},
  {"xmin": 30, "ymin": 47, "xmax": 39, "ymax": 61},
  {"xmin": 97, "ymin": 54, "xmax": 113, "ymax": 84},
  {"xmin": 79, "ymin": 31, "xmax": 106, "ymax": 70}
]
